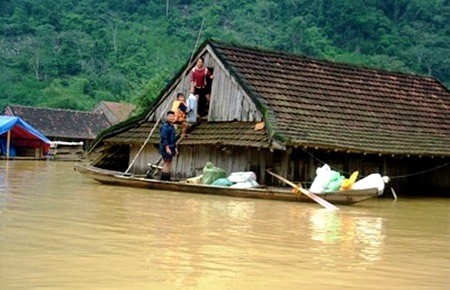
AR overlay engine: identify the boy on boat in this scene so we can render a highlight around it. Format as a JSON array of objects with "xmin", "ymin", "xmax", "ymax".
[{"xmin": 159, "ymin": 111, "xmax": 177, "ymax": 181}]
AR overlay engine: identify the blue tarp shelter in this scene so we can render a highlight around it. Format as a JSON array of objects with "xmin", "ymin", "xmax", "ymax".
[{"xmin": 0, "ymin": 116, "xmax": 51, "ymax": 158}]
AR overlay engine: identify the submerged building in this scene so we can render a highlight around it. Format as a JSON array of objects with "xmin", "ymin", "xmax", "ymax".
[
  {"xmin": 88, "ymin": 40, "xmax": 450, "ymax": 196},
  {"xmin": 3, "ymin": 105, "xmax": 112, "ymax": 150},
  {"xmin": 0, "ymin": 116, "xmax": 51, "ymax": 159}
]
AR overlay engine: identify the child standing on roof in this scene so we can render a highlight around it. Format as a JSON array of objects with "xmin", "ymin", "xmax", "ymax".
[{"xmin": 171, "ymin": 93, "xmax": 188, "ymax": 137}]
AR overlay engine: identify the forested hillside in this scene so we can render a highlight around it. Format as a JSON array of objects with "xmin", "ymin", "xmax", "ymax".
[{"xmin": 1, "ymin": 0, "xmax": 449, "ymax": 112}]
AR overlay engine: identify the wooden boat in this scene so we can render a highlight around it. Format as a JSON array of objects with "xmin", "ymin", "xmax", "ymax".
[{"xmin": 74, "ymin": 163, "xmax": 379, "ymax": 205}]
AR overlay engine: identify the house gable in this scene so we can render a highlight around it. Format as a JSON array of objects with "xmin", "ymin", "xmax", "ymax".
[
  {"xmin": 146, "ymin": 44, "xmax": 263, "ymax": 123},
  {"xmin": 93, "ymin": 101, "xmax": 136, "ymax": 125}
]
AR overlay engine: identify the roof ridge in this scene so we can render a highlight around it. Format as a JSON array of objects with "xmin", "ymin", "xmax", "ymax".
[
  {"xmin": 8, "ymin": 104, "xmax": 104, "ymax": 114},
  {"xmin": 208, "ymin": 39, "xmax": 438, "ymax": 82}
]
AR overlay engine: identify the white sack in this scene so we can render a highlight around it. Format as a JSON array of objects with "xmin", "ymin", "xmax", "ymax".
[
  {"xmin": 228, "ymin": 171, "xmax": 257, "ymax": 183},
  {"xmin": 230, "ymin": 180, "xmax": 259, "ymax": 189},
  {"xmin": 309, "ymin": 164, "xmax": 333, "ymax": 194},
  {"xmin": 352, "ymin": 173, "xmax": 390, "ymax": 195}
]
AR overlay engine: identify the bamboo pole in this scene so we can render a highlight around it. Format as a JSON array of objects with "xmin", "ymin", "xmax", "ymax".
[
  {"xmin": 124, "ymin": 110, "xmax": 165, "ymax": 175},
  {"xmin": 124, "ymin": 20, "xmax": 205, "ymax": 175}
]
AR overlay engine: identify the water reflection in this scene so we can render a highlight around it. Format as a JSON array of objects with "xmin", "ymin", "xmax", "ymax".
[
  {"xmin": 0, "ymin": 160, "xmax": 10, "ymax": 214},
  {"xmin": 117, "ymin": 196, "xmax": 258, "ymax": 287},
  {"xmin": 309, "ymin": 210, "xmax": 385, "ymax": 268},
  {"xmin": 115, "ymin": 191, "xmax": 388, "ymax": 286}
]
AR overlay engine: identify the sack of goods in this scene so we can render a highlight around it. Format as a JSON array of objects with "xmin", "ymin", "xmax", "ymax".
[
  {"xmin": 228, "ymin": 171, "xmax": 259, "ymax": 188},
  {"xmin": 309, "ymin": 164, "xmax": 333, "ymax": 193},
  {"xmin": 230, "ymin": 179, "xmax": 259, "ymax": 189},
  {"xmin": 352, "ymin": 174, "xmax": 390, "ymax": 195},
  {"xmin": 211, "ymin": 178, "xmax": 234, "ymax": 187},
  {"xmin": 202, "ymin": 162, "xmax": 227, "ymax": 184},
  {"xmin": 227, "ymin": 171, "xmax": 257, "ymax": 183}
]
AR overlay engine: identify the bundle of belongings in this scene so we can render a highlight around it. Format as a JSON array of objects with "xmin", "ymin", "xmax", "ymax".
[
  {"xmin": 309, "ymin": 164, "xmax": 389, "ymax": 195},
  {"xmin": 186, "ymin": 162, "xmax": 259, "ymax": 188}
]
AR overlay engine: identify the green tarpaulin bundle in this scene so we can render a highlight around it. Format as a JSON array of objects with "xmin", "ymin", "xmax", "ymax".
[{"xmin": 202, "ymin": 162, "xmax": 226, "ymax": 184}]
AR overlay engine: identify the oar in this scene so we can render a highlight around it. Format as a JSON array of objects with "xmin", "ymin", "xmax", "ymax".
[{"xmin": 266, "ymin": 170, "xmax": 339, "ymax": 211}]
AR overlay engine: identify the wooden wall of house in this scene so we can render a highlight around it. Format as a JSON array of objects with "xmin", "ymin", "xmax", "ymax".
[
  {"xmin": 402, "ymin": 157, "xmax": 450, "ymax": 196},
  {"xmin": 128, "ymin": 144, "xmax": 272, "ymax": 183},
  {"xmin": 173, "ymin": 145, "xmax": 271, "ymax": 182},
  {"xmin": 128, "ymin": 143, "xmax": 161, "ymax": 175},
  {"xmin": 204, "ymin": 51, "xmax": 263, "ymax": 122},
  {"xmin": 149, "ymin": 46, "xmax": 263, "ymax": 123},
  {"xmin": 283, "ymin": 149, "xmax": 449, "ymax": 196},
  {"xmin": 128, "ymin": 144, "xmax": 448, "ymax": 195}
]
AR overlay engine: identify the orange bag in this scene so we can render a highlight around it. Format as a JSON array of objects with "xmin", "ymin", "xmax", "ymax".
[{"xmin": 340, "ymin": 171, "xmax": 359, "ymax": 190}]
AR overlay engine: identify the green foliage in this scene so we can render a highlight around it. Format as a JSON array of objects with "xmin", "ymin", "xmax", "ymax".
[
  {"xmin": 1, "ymin": 0, "xmax": 449, "ymax": 114},
  {"xmin": 40, "ymin": 77, "xmax": 95, "ymax": 110},
  {"xmin": 132, "ymin": 70, "xmax": 172, "ymax": 114}
]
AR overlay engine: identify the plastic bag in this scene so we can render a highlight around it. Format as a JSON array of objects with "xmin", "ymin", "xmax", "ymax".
[
  {"xmin": 325, "ymin": 176, "xmax": 345, "ymax": 192},
  {"xmin": 211, "ymin": 178, "xmax": 234, "ymax": 187},
  {"xmin": 340, "ymin": 171, "xmax": 359, "ymax": 190},
  {"xmin": 352, "ymin": 173, "xmax": 389, "ymax": 195},
  {"xmin": 228, "ymin": 171, "xmax": 257, "ymax": 183},
  {"xmin": 309, "ymin": 164, "xmax": 333, "ymax": 193},
  {"xmin": 230, "ymin": 180, "xmax": 259, "ymax": 189},
  {"xmin": 202, "ymin": 162, "xmax": 227, "ymax": 184}
]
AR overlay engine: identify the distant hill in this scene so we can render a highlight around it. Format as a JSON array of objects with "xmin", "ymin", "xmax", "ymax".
[{"xmin": 1, "ymin": 0, "xmax": 448, "ymax": 112}]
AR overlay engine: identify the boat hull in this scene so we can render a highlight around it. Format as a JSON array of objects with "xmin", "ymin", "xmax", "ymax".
[{"xmin": 74, "ymin": 163, "xmax": 378, "ymax": 205}]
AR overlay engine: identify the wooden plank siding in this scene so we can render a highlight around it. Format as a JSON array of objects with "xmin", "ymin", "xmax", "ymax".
[
  {"xmin": 206, "ymin": 47, "xmax": 262, "ymax": 122},
  {"xmin": 128, "ymin": 143, "xmax": 450, "ymax": 196},
  {"xmin": 128, "ymin": 143, "xmax": 272, "ymax": 184},
  {"xmin": 148, "ymin": 48, "xmax": 263, "ymax": 123}
]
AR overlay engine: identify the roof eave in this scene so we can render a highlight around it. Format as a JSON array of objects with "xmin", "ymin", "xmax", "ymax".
[{"xmin": 285, "ymin": 141, "xmax": 450, "ymax": 158}]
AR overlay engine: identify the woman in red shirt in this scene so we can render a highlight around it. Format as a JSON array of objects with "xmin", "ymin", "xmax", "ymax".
[{"xmin": 190, "ymin": 57, "xmax": 212, "ymax": 117}]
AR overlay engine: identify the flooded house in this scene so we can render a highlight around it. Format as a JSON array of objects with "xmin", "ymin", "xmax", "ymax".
[
  {"xmin": 0, "ymin": 116, "xmax": 51, "ymax": 159},
  {"xmin": 88, "ymin": 40, "xmax": 450, "ymax": 196},
  {"xmin": 3, "ymin": 105, "xmax": 112, "ymax": 160}
]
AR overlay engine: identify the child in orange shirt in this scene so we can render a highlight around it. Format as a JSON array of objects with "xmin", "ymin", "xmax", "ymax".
[{"xmin": 171, "ymin": 93, "xmax": 188, "ymax": 137}]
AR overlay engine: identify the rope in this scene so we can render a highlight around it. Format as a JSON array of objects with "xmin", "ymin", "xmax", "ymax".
[
  {"xmin": 300, "ymin": 148, "xmax": 449, "ymax": 180},
  {"xmin": 389, "ymin": 162, "xmax": 449, "ymax": 179},
  {"xmin": 189, "ymin": 18, "xmax": 205, "ymax": 65}
]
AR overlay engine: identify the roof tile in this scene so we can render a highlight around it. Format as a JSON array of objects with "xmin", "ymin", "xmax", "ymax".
[
  {"xmin": 6, "ymin": 105, "xmax": 111, "ymax": 139},
  {"xmin": 211, "ymin": 41, "xmax": 450, "ymax": 156}
]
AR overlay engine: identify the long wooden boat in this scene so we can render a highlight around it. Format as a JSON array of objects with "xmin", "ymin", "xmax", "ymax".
[{"xmin": 74, "ymin": 163, "xmax": 379, "ymax": 205}]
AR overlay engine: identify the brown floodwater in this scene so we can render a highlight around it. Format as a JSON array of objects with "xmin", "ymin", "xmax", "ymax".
[{"xmin": 0, "ymin": 161, "xmax": 448, "ymax": 289}]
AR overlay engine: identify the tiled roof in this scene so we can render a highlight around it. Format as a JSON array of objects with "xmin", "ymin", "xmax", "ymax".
[
  {"xmin": 106, "ymin": 121, "xmax": 160, "ymax": 144},
  {"xmin": 107, "ymin": 121, "xmax": 270, "ymax": 148},
  {"xmin": 5, "ymin": 105, "xmax": 111, "ymax": 139},
  {"xmin": 210, "ymin": 41, "xmax": 450, "ymax": 156},
  {"xmin": 96, "ymin": 101, "xmax": 136, "ymax": 123},
  {"xmin": 182, "ymin": 121, "xmax": 270, "ymax": 148}
]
